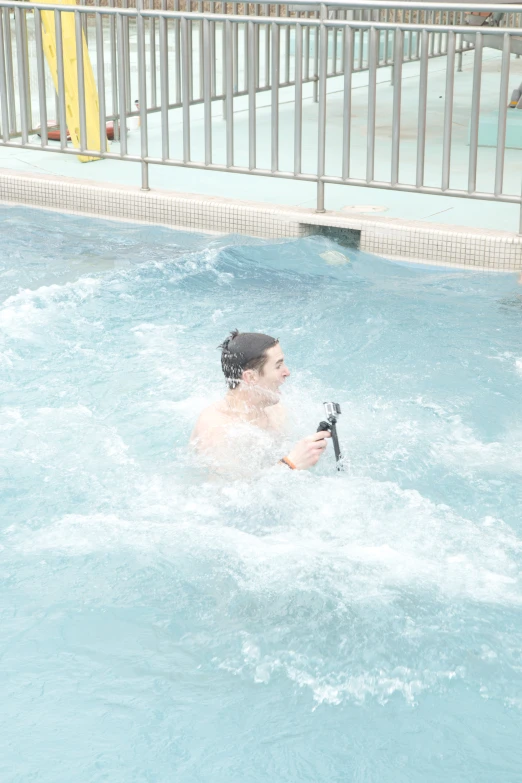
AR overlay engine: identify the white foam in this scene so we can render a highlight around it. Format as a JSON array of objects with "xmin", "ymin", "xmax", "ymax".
[
  {"xmin": 0, "ymin": 278, "xmax": 100, "ymax": 339},
  {"xmin": 14, "ymin": 467, "xmax": 522, "ymax": 609},
  {"xmin": 219, "ymin": 635, "xmax": 464, "ymax": 707}
]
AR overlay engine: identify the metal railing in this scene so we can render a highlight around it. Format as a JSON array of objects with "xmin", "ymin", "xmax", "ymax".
[{"xmin": 1, "ymin": 0, "xmax": 522, "ymax": 229}]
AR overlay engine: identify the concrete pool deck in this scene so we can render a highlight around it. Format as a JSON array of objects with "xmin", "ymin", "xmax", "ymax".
[{"xmin": 1, "ymin": 45, "xmax": 522, "ymax": 268}]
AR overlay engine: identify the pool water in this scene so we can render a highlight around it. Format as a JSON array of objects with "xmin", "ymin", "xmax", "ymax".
[{"xmin": 1, "ymin": 205, "xmax": 522, "ymax": 782}]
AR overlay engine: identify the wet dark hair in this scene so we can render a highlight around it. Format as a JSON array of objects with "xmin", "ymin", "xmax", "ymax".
[{"xmin": 220, "ymin": 329, "xmax": 279, "ymax": 389}]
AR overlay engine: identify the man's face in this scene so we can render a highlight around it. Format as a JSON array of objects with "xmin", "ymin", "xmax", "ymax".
[{"xmin": 245, "ymin": 343, "xmax": 290, "ymax": 403}]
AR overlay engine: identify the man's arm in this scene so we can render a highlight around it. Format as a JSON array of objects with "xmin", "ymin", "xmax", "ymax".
[
  {"xmin": 280, "ymin": 431, "xmax": 331, "ymax": 470},
  {"xmin": 191, "ymin": 405, "xmax": 331, "ymax": 472}
]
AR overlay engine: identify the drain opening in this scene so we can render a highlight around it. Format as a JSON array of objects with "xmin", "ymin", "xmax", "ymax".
[{"xmin": 303, "ymin": 225, "xmax": 361, "ymax": 249}]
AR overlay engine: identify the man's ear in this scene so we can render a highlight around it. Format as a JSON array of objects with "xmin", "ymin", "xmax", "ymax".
[{"xmin": 242, "ymin": 369, "xmax": 257, "ymax": 385}]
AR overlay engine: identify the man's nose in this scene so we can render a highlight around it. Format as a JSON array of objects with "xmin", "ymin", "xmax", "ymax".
[{"xmin": 283, "ymin": 365, "xmax": 290, "ymax": 377}]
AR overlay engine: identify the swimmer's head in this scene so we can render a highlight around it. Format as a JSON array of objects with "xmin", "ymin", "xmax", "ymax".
[{"xmin": 220, "ymin": 330, "xmax": 289, "ymax": 400}]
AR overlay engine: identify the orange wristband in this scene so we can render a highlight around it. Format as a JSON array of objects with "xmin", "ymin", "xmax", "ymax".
[{"xmin": 280, "ymin": 456, "xmax": 297, "ymax": 470}]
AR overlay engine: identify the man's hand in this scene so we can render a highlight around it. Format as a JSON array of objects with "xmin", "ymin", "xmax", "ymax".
[{"xmin": 285, "ymin": 431, "xmax": 331, "ymax": 470}]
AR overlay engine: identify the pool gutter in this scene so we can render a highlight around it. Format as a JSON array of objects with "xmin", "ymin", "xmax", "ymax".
[{"xmin": 1, "ymin": 168, "xmax": 520, "ymax": 271}]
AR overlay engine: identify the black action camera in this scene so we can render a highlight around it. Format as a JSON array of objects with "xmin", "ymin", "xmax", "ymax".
[{"xmin": 317, "ymin": 402, "xmax": 343, "ymax": 469}]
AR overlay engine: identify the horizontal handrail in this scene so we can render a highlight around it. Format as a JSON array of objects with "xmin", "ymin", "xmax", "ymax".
[
  {"xmin": 2, "ymin": 0, "xmax": 522, "ymax": 12},
  {"xmin": 1, "ymin": 1, "xmax": 521, "ymax": 31}
]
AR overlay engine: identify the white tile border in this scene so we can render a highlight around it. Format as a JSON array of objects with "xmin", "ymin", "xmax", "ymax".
[{"xmin": 1, "ymin": 168, "xmax": 521, "ymax": 270}]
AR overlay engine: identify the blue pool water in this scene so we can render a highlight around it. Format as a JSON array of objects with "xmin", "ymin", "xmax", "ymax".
[{"xmin": 1, "ymin": 205, "xmax": 522, "ymax": 782}]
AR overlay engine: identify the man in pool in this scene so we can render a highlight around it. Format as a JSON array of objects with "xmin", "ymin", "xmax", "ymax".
[{"xmin": 191, "ymin": 330, "xmax": 330, "ymax": 471}]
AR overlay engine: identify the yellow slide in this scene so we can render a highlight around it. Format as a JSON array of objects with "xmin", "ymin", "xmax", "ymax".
[{"xmin": 38, "ymin": 0, "xmax": 107, "ymax": 162}]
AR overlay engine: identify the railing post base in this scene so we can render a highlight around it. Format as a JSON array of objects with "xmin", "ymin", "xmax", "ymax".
[
  {"xmin": 141, "ymin": 161, "xmax": 150, "ymax": 191},
  {"xmin": 316, "ymin": 181, "xmax": 325, "ymax": 213}
]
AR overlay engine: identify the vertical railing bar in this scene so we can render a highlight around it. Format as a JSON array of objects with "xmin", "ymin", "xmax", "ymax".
[
  {"xmin": 79, "ymin": 0, "xmax": 87, "ymax": 42},
  {"xmin": 391, "ymin": 27, "xmax": 403, "ymax": 186},
  {"xmin": 441, "ymin": 30, "xmax": 455, "ymax": 191},
  {"xmin": 313, "ymin": 16, "xmax": 319, "ymax": 101},
  {"xmin": 325, "ymin": 27, "xmax": 330, "ymax": 76},
  {"xmin": 137, "ymin": 0, "xmax": 148, "ymax": 186},
  {"xmin": 254, "ymin": 12, "xmax": 260, "ymax": 89},
  {"xmin": 210, "ymin": 5, "xmax": 216, "ymax": 97},
  {"xmin": 271, "ymin": 20, "xmax": 279, "ymax": 172},
  {"xmin": 389, "ymin": 10, "xmax": 394, "ymax": 82},
  {"xmin": 54, "ymin": 9, "xmax": 67, "ymax": 150},
  {"xmin": 181, "ymin": 15, "xmax": 190, "ymax": 162},
  {"xmin": 159, "ymin": 12, "xmax": 169, "ymax": 161},
  {"xmin": 75, "ymin": 10, "xmax": 87, "ymax": 153},
  {"xmin": 3, "ymin": 9, "xmax": 16, "ymax": 134},
  {"xmin": 341, "ymin": 9, "xmax": 346, "ymax": 73},
  {"xmin": 225, "ymin": 19, "xmax": 233, "ymax": 166},
  {"xmin": 174, "ymin": 0, "xmax": 181, "ymax": 105},
  {"xmin": 14, "ymin": 7, "xmax": 28, "ymax": 143},
  {"xmin": 294, "ymin": 20, "xmax": 302, "ymax": 175},
  {"xmin": 416, "ymin": 28, "xmax": 428, "ymax": 188},
  {"xmin": 366, "ymin": 25, "xmax": 378, "ymax": 183},
  {"xmin": 0, "ymin": 10, "xmax": 10, "ymax": 142},
  {"xmin": 342, "ymin": 25, "xmax": 353, "ymax": 180},
  {"xmin": 221, "ymin": 15, "xmax": 226, "ymax": 110},
  {"xmin": 95, "ymin": 5, "xmax": 107, "ymax": 155},
  {"xmin": 248, "ymin": 20, "xmax": 256, "ymax": 170},
  {"xmin": 254, "ymin": 12, "xmax": 259, "ymax": 90},
  {"xmin": 265, "ymin": 5, "xmax": 270, "ymax": 89},
  {"xmin": 304, "ymin": 20, "xmax": 310, "ymax": 82},
  {"xmin": 358, "ymin": 21, "xmax": 363, "ymax": 71},
  {"xmin": 285, "ymin": 18, "xmax": 290, "ymax": 84},
  {"xmin": 33, "ymin": 8, "xmax": 48, "ymax": 147},
  {"xmin": 122, "ymin": 0, "xmax": 131, "ymax": 114},
  {"xmin": 203, "ymin": 17, "xmax": 212, "ymax": 165},
  {"xmin": 116, "ymin": 12, "xmax": 127, "ymax": 155},
  {"xmin": 233, "ymin": 4, "xmax": 239, "ymax": 92},
  {"xmin": 188, "ymin": 16, "xmax": 193, "ymax": 102},
  {"xmin": 21, "ymin": 5, "xmax": 32, "ymax": 132},
  {"xmin": 495, "ymin": 33, "xmax": 510, "ymax": 196},
  {"xmin": 199, "ymin": 5, "xmax": 204, "ymax": 101},
  {"xmin": 150, "ymin": 0, "xmax": 157, "ymax": 108},
  {"xmin": 109, "ymin": 0, "xmax": 118, "ymax": 141},
  {"xmin": 384, "ymin": 10, "xmax": 389, "ymax": 65},
  {"xmin": 316, "ymin": 3, "xmax": 327, "ymax": 210},
  {"xmin": 53, "ymin": 77, "xmax": 60, "ymax": 139},
  {"xmin": 332, "ymin": 12, "xmax": 338, "ymax": 74},
  {"xmin": 467, "ymin": 32, "xmax": 482, "ymax": 194},
  {"xmin": 243, "ymin": 16, "xmax": 248, "ymax": 93}
]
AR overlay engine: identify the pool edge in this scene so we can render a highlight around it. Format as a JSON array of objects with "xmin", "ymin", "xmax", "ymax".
[{"xmin": 1, "ymin": 168, "xmax": 521, "ymax": 271}]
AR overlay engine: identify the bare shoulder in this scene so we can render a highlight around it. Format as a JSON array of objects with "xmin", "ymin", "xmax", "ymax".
[
  {"xmin": 190, "ymin": 402, "xmax": 229, "ymax": 446},
  {"xmin": 265, "ymin": 402, "xmax": 287, "ymax": 430}
]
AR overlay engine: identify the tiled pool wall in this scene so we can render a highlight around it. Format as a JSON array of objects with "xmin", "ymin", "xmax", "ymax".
[{"xmin": 1, "ymin": 169, "xmax": 521, "ymax": 270}]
